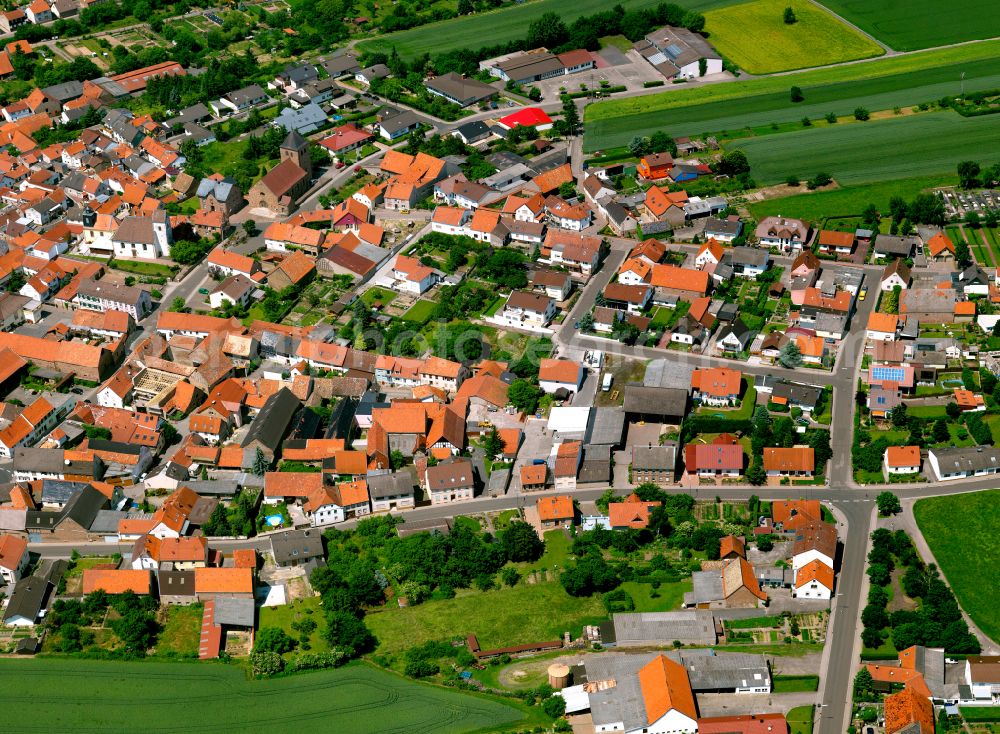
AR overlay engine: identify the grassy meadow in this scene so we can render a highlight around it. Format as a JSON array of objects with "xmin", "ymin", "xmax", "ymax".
[
  {"xmin": 817, "ymin": 0, "xmax": 1000, "ymax": 50},
  {"xmin": 704, "ymin": 0, "xmax": 883, "ymax": 74}
]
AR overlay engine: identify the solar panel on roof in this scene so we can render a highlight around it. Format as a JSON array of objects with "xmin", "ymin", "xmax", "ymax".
[
  {"xmin": 665, "ymin": 43, "xmax": 682, "ymax": 58},
  {"xmin": 872, "ymin": 366, "xmax": 904, "ymax": 382}
]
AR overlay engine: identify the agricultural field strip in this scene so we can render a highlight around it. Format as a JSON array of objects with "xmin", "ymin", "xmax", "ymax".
[
  {"xmin": 815, "ymin": 0, "xmax": 1000, "ymax": 51},
  {"xmin": 0, "ymin": 660, "xmax": 522, "ymax": 734},
  {"xmin": 586, "ymin": 39, "xmax": 1000, "ymax": 121},
  {"xmin": 728, "ymin": 110, "xmax": 1000, "ymax": 186},
  {"xmin": 584, "ymin": 55, "xmax": 1000, "ymax": 150},
  {"xmin": 358, "ymin": 0, "xmax": 738, "ymax": 58}
]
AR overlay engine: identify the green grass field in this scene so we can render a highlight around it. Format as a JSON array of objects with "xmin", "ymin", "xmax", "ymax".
[
  {"xmin": 619, "ymin": 580, "xmax": 692, "ymax": 612},
  {"xmin": 915, "ymin": 491, "xmax": 1000, "ymax": 643},
  {"xmin": 0, "ymin": 659, "xmax": 525, "ymax": 733},
  {"xmin": 358, "ymin": 0, "xmax": 737, "ymax": 58},
  {"xmin": 583, "ymin": 39, "xmax": 1000, "ymax": 151},
  {"xmin": 817, "ymin": 0, "xmax": 1000, "ymax": 51},
  {"xmin": 365, "ymin": 581, "xmax": 605, "ymax": 658},
  {"xmin": 259, "ymin": 596, "xmax": 330, "ymax": 654},
  {"xmin": 747, "ymin": 174, "xmax": 955, "ymax": 221},
  {"xmin": 155, "ymin": 604, "xmax": 203, "ymax": 658},
  {"xmin": 705, "ymin": 0, "xmax": 883, "ymax": 74},
  {"xmin": 728, "ymin": 110, "xmax": 1000, "ymax": 186},
  {"xmin": 787, "ymin": 705, "xmax": 815, "ymax": 734},
  {"xmin": 362, "ymin": 286, "xmax": 397, "ymax": 307},
  {"xmin": 400, "ymin": 299, "xmax": 436, "ymax": 324},
  {"xmin": 773, "ymin": 674, "xmax": 820, "ymax": 692}
]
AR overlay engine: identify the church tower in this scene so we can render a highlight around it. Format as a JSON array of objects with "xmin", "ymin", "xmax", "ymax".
[{"xmin": 280, "ymin": 130, "xmax": 311, "ymax": 178}]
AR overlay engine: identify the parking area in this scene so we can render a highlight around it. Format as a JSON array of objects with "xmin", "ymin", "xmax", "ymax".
[
  {"xmin": 532, "ymin": 48, "xmax": 668, "ymax": 101},
  {"xmin": 510, "ymin": 418, "xmax": 554, "ymax": 493}
]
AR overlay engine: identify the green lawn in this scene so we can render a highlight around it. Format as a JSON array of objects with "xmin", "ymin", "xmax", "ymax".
[
  {"xmin": 365, "ymin": 582, "xmax": 605, "ymax": 658},
  {"xmin": 705, "ymin": 0, "xmax": 883, "ymax": 74},
  {"xmin": 960, "ymin": 707, "xmax": 1000, "ymax": 722},
  {"xmin": 748, "ymin": 174, "xmax": 955, "ymax": 221},
  {"xmin": 359, "ymin": 0, "xmax": 738, "ymax": 58},
  {"xmin": 787, "ymin": 705, "xmax": 815, "ymax": 734},
  {"xmin": 906, "ymin": 404, "xmax": 948, "ymax": 419},
  {"xmin": 619, "ymin": 580, "xmax": 693, "ymax": 612},
  {"xmin": 817, "ymin": 0, "xmax": 1000, "ymax": 50},
  {"xmin": 522, "ymin": 529, "xmax": 572, "ymax": 574},
  {"xmin": 362, "ymin": 286, "xmax": 397, "ymax": 307},
  {"xmin": 65, "ymin": 556, "xmax": 116, "ymax": 578},
  {"xmin": 0, "ymin": 658, "xmax": 525, "ymax": 733},
  {"xmin": 155, "ymin": 604, "xmax": 203, "ymax": 658},
  {"xmin": 729, "ymin": 111, "xmax": 1000, "ymax": 186},
  {"xmin": 773, "ymin": 674, "xmax": 820, "ymax": 692},
  {"xmin": 915, "ymin": 491, "xmax": 1000, "ymax": 643},
  {"xmin": 112, "ymin": 259, "xmax": 179, "ymax": 277},
  {"xmin": 583, "ymin": 39, "xmax": 1000, "ymax": 151},
  {"xmin": 259, "ymin": 596, "xmax": 330, "ymax": 654},
  {"xmin": 400, "ymin": 299, "xmax": 436, "ymax": 324}
]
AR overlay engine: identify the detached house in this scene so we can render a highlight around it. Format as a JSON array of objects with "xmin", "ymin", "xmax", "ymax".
[
  {"xmin": 690, "ymin": 368, "xmax": 742, "ymax": 406},
  {"xmin": 755, "ymin": 216, "xmax": 809, "ymax": 252},
  {"xmin": 425, "ymin": 458, "xmax": 475, "ymax": 505},
  {"xmin": 538, "ymin": 359, "xmax": 584, "ymax": 395},
  {"xmin": 494, "ymin": 291, "xmax": 555, "ymax": 330},
  {"xmin": 391, "ymin": 255, "xmax": 439, "ymax": 295}
]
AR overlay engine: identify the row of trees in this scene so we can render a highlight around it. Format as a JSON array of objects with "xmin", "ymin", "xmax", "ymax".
[{"xmin": 861, "ymin": 529, "xmax": 980, "ymax": 654}]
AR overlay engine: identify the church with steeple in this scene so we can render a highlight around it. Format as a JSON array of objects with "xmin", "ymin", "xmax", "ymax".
[{"xmin": 247, "ymin": 130, "xmax": 314, "ymax": 215}]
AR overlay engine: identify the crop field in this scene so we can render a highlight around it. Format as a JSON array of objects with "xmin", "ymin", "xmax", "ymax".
[
  {"xmin": 583, "ymin": 40, "xmax": 1000, "ymax": 151},
  {"xmin": 704, "ymin": 0, "xmax": 883, "ymax": 74},
  {"xmin": 358, "ymin": 0, "xmax": 737, "ymax": 58},
  {"xmin": 727, "ymin": 111, "xmax": 1000, "ymax": 186},
  {"xmin": 915, "ymin": 491, "xmax": 1000, "ymax": 643},
  {"xmin": 817, "ymin": 0, "xmax": 1000, "ymax": 51},
  {"xmin": 0, "ymin": 658, "xmax": 525, "ymax": 733}
]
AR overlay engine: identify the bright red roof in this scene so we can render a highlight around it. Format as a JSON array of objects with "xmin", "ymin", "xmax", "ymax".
[{"xmin": 499, "ymin": 107, "xmax": 552, "ymax": 129}]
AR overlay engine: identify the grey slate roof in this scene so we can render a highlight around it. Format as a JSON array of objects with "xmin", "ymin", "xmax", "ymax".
[
  {"xmin": 631, "ymin": 443, "xmax": 677, "ymax": 471},
  {"xmin": 622, "ymin": 386, "xmax": 688, "ymax": 420},
  {"xmin": 611, "ymin": 610, "xmax": 718, "ymax": 645},
  {"xmin": 196, "ymin": 176, "xmax": 238, "ymax": 201},
  {"xmin": 3, "ymin": 576, "xmax": 51, "ymax": 624},
  {"xmin": 240, "ymin": 388, "xmax": 302, "ymax": 453},
  {"xmin": 270, "ymin": 528, "xmax": 324, "ymax": 565},
  {"xmin": 366, "ymin": 470, "xmax": 416, "ymax": 500},
  {"xmin": 214, "ymin": 594, "xmax": 256, "ymax": 627}
]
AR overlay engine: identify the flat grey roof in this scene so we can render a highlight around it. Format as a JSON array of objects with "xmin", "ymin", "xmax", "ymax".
[{"xmin": 611, "ymin": 610, "xmax": 717, "ymax": 645}]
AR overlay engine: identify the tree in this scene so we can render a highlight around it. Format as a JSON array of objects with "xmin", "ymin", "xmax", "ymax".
[
  {"xmin": 251, "ymin": 447, "xmax": 269, "ymax": 476},
  {"xmin": 482, "ymin": 427, "xmax": 505, "ymax": 459},
  {"xmin": 649, "ymin": 130, "xmax": 676, "ymax": 155},
  {"xmin": 715, "ymin": 150, "xmax": 750, "ymax": 177},
  {"xmin": 954, "ymin": 239, "xmax": 971, "ymax": 267},
  {"xmin": 169, "ymin": 296, "xmax": 188, "ymax": 312},
  {"xmin": 789, "ymin": 85, "xmax": 803, "ymax": 103},
  {"xmin": 932, "ymin": 418, "xmax": 950, "ymax": 444},
  {"xmin": 501, "ymin": 567, "xmax": 520, "ymax": 587},
  {"xmin": 945, "ymin": 401, "xmax": 962, "ymax": 419},
  {"xmin": 543, "ymin": 695, "xmax": 566, "ymax": 719},
  {"xmin": 965, "ymin": 211, "xmax": 981, "ymax": 229},
  {"xmin": 778, "ymin": 340, "xmax": 802, "ymax": 368},
  {"xmin": 323, "ymin": 610, "xmax": 375, "ymax": 658},
  {"xmin": 558, "ymin": 181, "xmax": 577, "ymax": 200},
  {"xmin": 526, "ymin": 12, "xmax": 568, "ymax": 49},
  {"xmin": 254, "ymin": 626, "xmax": 297, "ymax": 654},
  {"xmin": 807, "ymin": 172, "xmax": 833, "ymax": 190},
  {"xmin": 876, "ymin": 491, "xmax": 901, "ymax": 517},
  {"xmin": 457, "ymin": 0, "xmax": 473, "ymax": 13},
  {"xmin": 250, "ymin": 650, "xmax": 284, "ymax": 677},
  {"xmin": 854, "ymin": 107, "xmax": 870, "ymax": 121},
  {"xmin": 783, "ymin": 6, "xmax": 797, "ymax": 23},
  {"xmin": 889, "ymin": 403, "xmax": 909, "ymax": 428},
  {"xmin": 825, "ymin": 111, "xmax": 837, "ymax": 124},
  {"xmin": 242, "ymin": 220, "xmax": 257, "ymax": 236},
  {"xmin": 958, "ymin": 160, "xmax": 981, "ymax": 189},
  {"xmin": 560, "ymin": 95, "xmax": 580, "ymax": 137},
  {"xmin": 500, "ymin": 521, "xmax": 544, "ymax": 562},
  {"xmin": 746, "ymin": 461, "xmax": 765, "ymax": 486},
  {"xmin": 628, "ymin": 135, "xmax": 651, "ymax": 157},
  {"xmin": 170, "ymin": 238, "xmax": 213, "ymax": 265},
  {"xmin": 508, "ymin": 379, "xmax": 542, "ymax": 414}
]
